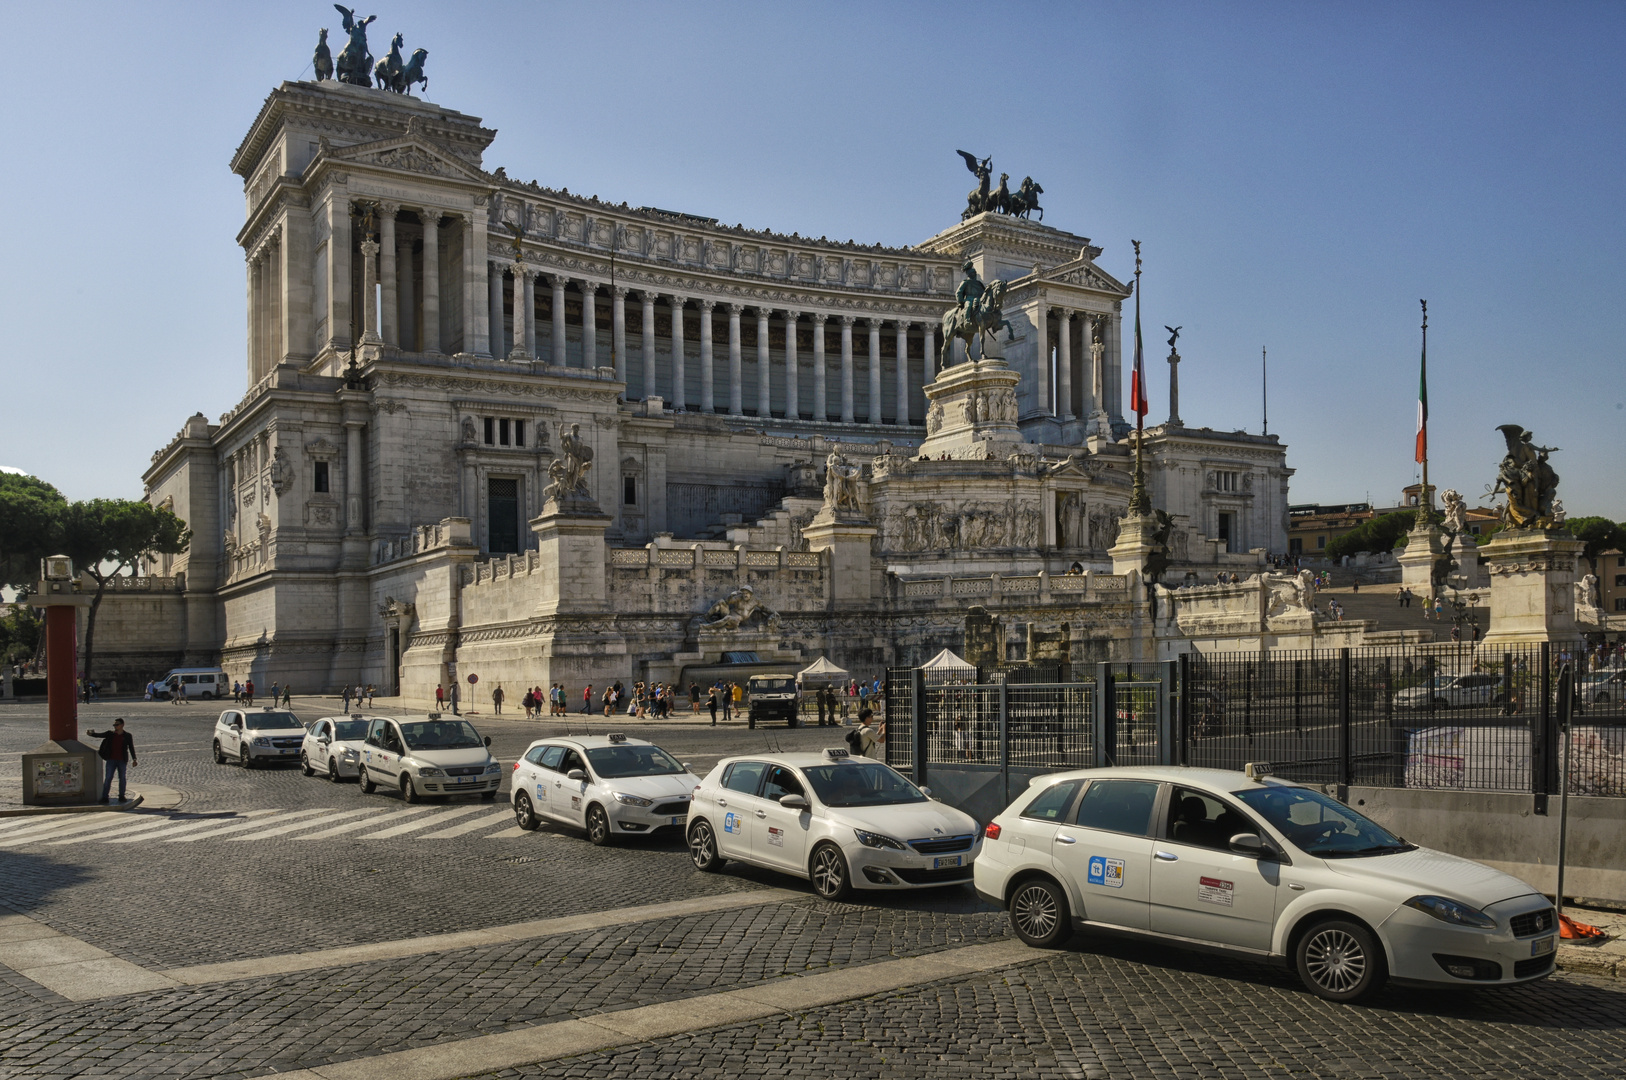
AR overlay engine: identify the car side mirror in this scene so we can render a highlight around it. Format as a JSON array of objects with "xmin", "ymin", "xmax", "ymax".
[
  {"xmin": 681, "ymin": 762, "xmax": 691, "ymax": 769},
  {"xmin": 319, "ymin": 737, "xmax": 331, "ymax": 746},
  {"xmin": 567, "ymin": 769, "xmax": 587, "ymax": 781},
  {"xmin": 919, "ymin": 786, "xmax": 932, "ymax": 799},
  {"xmin": 779, "ymin": 793, "xmax": 809, "ymax": 810},
  {"xmin": 484, "ymin": 736, "xmax": 493, "ymax": 747},
  {"xmin": 1229, "ymin": 832, "xmax": 1268, "ymax": 858}
]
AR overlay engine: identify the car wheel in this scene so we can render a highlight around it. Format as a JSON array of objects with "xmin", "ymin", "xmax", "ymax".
[
  {"xmin": 1598, "ymin": 693, "xmax": 1611, "ymax": 704},
  {"xmin": 328, "ymin": 758, "xmax": 342, "ymax": 783},
  {"xmin": 748, "ymin": 717, "xmax": 756, "ymax": 729},
  {"xmin": 240, "ymin": 746, "xmax": 254, "ymax": 770},
  {"xmin": 809, "ymin": 842, "xmax": 851, "ymax": 901},
  {"xmin": 212, "ymin": 741, "xmax": 225, "ymax": 764},
  {"xmin": 1009, "ymin": 877, "xmax": 1072, "ymax": 948},
  {"xmin": 788, "ymin": 715, "xmax": 799, "ymax": 728},
  {"xmin": 300, "ymin": 752, "xmax": 314, "ymax": 777},
  {"xmin": 1433, "ymin": 696, "xmax": 1451, "ymax": 710},
  {"xmin": 1296, "ymin": 919, "xmax": 1387, "ymax": 1003},
  {"xmin": 481, "ymin": 789, "xmax": 498, "ymax": 802},
  {"xmin": 400, "ymin": 775, "xmax": 420, "ymax": 803},
  {"xmin": 586, "ymin": 804, "xmax": 612, "ymax": 846},
  {"xmin": 689, "ymin": 820, "xmax": 725, "ymax": 871},
  {"xmin": 514, "ymin": 792, "xmax": 540, "ymax": 831},
  {"xmin": 358, "ymin": 767, "xmax": 375, "ymax": 794}
]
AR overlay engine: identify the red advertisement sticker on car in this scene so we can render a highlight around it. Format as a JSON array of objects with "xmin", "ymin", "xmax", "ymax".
[{"xmin": 1198, "ymin": 876, "xmax": 1234, "ymax": 906}]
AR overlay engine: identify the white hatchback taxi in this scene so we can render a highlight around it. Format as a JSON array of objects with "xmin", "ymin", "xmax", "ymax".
[
  {"xmin": 300, "ymin": 715, "xmax": 373, "ymax": 782},
  {"xmin": 212, "ymin": 706, "xmax": 307, "ymax": 768},
  {"xmin": 974, "ymin": 764, "xmax": 1557, "ymax": 1002},
  {"xmin": 510, "ymin": 733, "xmax": 699, "ymax": 844},
  {"xmin": 355, "ymin": 716, "xmax": 503, "ymax": 802},
  {"xmin": 688, "ymin": 748, "xmax": 981, "ymax": 900}
]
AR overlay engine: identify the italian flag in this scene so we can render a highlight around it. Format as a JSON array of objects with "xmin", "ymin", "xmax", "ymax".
[
  {"xmin": 1130, "ymin": 297, "xmax": 1148, "ymax": 420},
  {"xmin": 1415, "ymin": 340, "xmax": 1427, "ymax": 463}
]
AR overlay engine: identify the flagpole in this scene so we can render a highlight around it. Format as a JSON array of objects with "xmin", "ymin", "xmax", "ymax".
[
  {"xmin": 1129, "ymin": 240, "xmax": 1149, "ymax": 514},
  {"xmin": 1262, "ymin": 346, "xmax": 1268, "ymax": 436},
  {"xmin": 1416, "ymin": 299, "xmax": 1431, "ymax": 528}
]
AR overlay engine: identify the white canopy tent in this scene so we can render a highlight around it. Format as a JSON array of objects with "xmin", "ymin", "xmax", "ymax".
[
  {"xmin": 797, "ymin": 656, "xmax": 850, "ymax": 685},
  {"xmin": 920, "ymin": 648, "xmax": 975, "ymax": 671}
]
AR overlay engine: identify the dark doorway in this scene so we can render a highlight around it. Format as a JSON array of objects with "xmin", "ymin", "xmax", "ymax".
[
  {"xmin": 1218, "ymin": 512, "xmax": 1234, "ymax": 553},
  {"xmin": 488, "ymin": 477, "xmax": 520, "ymax": 553},
  {"xmin": 389, "ymin": 627, "xmax": 401, "ymax": 695}
]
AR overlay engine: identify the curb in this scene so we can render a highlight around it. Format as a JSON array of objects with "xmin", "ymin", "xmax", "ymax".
[
  {"xmin": 0, "ymin": 794, "xmax": 145, "ymax": 818},
  {"xmin": 1557, "ymin": 945, "xmax": 1623, "ymax": 980}
]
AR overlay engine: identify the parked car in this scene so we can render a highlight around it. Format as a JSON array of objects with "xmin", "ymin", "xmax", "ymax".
[
  {"xmin": 213, "ymin": 707, "xmax": 307, "ymax": 768},
  {"xmin": 688, "ymin": 747, "xmax": 981, "ymax": 899},
  {"xmin": 747, "ymin": 674, "xmax": 801, "ymax": 729},
  {"xmin": 975, "ymin": 764, "xmax": 1556, "ymax": 1002},
  {"xmin": 1395, "ymin": 673, "xmax": 1503, "ymax": 710},
  {"xmin": 300, "ymin": 715, "xmax": 373, "ymax": 781},
  {"xmin": 509, "ymin": 732, "xmax": 699, "ymax": 844},
  {"xmin": 356, "ymin": 716, "xmax": 502, "ymax": 802},
  {"xmin": 1578, "ymin": 671, "xmax": 1626, "ymax": 706},
  {"xmin": 161, "ymin": 667, "xmax": 230, "ymax": 701}
]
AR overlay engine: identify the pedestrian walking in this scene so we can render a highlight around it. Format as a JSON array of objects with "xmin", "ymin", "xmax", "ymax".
[
  {"xmin": 816, "ymin": 687, "xmax": 828, "ymax": 727},
  {"xmin": 366, "ymin": 684, "xmax": 376, "ymax": 708},
  {"xmin": 492, "ymin": 684, "xmax": 505, "ymax": 714},
  {"xmin": 436, "ymin": 684, "xmax": 445, "ymax": 710},
  {"xmin": 583, "ymin": 684, "xmax": 593, "ymax": 713},
  {"xmin": 281, "ymin": 684, "xmax": 292, "ymax": 707},
  {"xmin": 708, "ymin": 685, "xmax": 719, "ymax": 725},
  {"xmin": 86, "ymin": 718, "xmax": 138, "ymax": 803},
  {"xmin": 450, "ymin": 680, "xmax": 461, "ymax": 715},
  {"xmin": 341, "ymin": 684, "xmax": 352, "ymax": 713},
  {"xmin": 270, "ymin": 681, "xmax": 280, "ymax": 706},
  {"xmin": 855, "ymin": 708, "xmax": 881, "ymax": 757}
]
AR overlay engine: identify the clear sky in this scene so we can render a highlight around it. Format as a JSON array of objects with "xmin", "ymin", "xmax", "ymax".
[{"xmin": 1, "ymin": 1, "xmax": 1621, "ymax": 520}]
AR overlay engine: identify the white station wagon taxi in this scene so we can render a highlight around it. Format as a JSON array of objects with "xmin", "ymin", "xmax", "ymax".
[
  {"xmin": 300, "ymin": 715, "xmax": 373, "ymax": 781},
  {"xmin": 510, "ymin": 733, "xmax": 699, "ymax": 844},
  {"xmin": 974, "ymin": 764, "xmax": 1557, "ymax": 1002},
  {"xmin": 212, "ymin": 707, "xmax": 307, "ymax": 768},
  {"xmin": 687, "ymin": 748, "xmax": 982, "ymax": 900},
  {"xmin": 355, "ymin": 715, "xmax": 502, "ymax": 802}
]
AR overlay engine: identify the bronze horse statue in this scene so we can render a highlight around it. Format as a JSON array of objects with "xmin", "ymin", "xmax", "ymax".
[
  {"xmin": 372, "ymin": 36, "xmax": 428, "ymax": 95},
  {"xmin": 941, "ymin": 278, "xmax": 1014, "ymax": 365},
  {"xmin": 333, "ymin": 5, "xmax": 376, "ymax": 86},
  {"xmin": 1009, "ymin": 177, "xmax": 1043, "ymax": 220}
]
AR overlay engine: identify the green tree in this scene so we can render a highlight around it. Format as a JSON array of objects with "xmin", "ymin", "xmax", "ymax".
[
  {"xmin": 0, "ymin": 604, "xmax": 44, "ymax": 665},
  {"xmin": 1564, "ymin": 516, "xmax": 1626, "ymax": 577},
  {"xmin": 0, "ymin": 472, "xmax": 67, "ymax": 591},
  {"xmin": 1326, "ymin": 511, "xmax": 1416, "ymax": 562},
  {"xmin": 60, "ymin": 499, "xmax": 191, "ymax": 685}
]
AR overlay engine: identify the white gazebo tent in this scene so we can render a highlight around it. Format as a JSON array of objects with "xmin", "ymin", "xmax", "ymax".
[
  {"xmin": 920, "ymin": 648, "xmax": 975, "ymax": 672},
  {"xmin": 797, "ymin": 656, "xmax": 850, "ymax": 686}
]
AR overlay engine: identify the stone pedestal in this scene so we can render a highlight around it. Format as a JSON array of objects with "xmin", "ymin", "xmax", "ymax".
[
  {"xmin": 1455, "ymin": 532, "xmax": 1488, "ymax": 589},
  {"xmin": 531, "ymin": 496, "xmax": 613, "ymax": 617},
  {"xmin": 1108, "ymin": 510, "xmax": 1163, "ymax": 579},
  {"xmin": 1397, "ymin": 521, "xmax": 1445, "ymax": 597},
  {"xmin": 1478, "ymin": 529, "xmax": 1586, "ymax": 646},
  {"xmin": 918, "ymin": 357, "xmax": 1028, "ymax": 461},
  {"xmin": 21, "ymin": 740, "xmax": 100, "ymax": 806},
  {"xmin": 803, "ymin": 509, "xmax": 877, "ymax": 603}
]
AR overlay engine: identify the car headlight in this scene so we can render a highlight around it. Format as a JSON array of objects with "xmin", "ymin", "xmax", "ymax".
[
  {"xmin": 484, "ymin": 763, "xmax": 502, "ymax": 774},
  {"xmin": 418, "ymin": 767, "xmax": 443, "ymax": 777},
  {"xmin": 253, "ymin": 737, "xmax": 270, "ymax": 747},
  {"xmin": 613, "ymin": 792, "xmax": 653, "ymax": 806},
  {"xmin": 341, "ymin": 748, "xmax": 360, "ymax": 760},
  {"xmin": 1403, "ymin": 895, "xmax": 1498, "ymax": 929},
  {"xmin": 854, "ymin": 829, "xmax": 909, "ymax": 851}
]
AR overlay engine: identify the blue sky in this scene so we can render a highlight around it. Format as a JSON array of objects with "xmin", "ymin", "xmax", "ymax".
[{"xmin": 1, "ymin": 1, "xmax": 1621, "ymax": 520}]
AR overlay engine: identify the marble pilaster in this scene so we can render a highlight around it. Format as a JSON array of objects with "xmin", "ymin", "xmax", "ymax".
[
  {"xmin": 670, "ymin": 297, "xmax": 686, "ymax": 411},
  {"xmin": 756, "ymin": 308, "xmax": 772, "ymax": 418},
  {"xmin": 727, "ymin": 303, "xmax": 744, "ymax": 415},
  {"xmin": 699, "ymin": 300, "xmax": 715, "ymax": 411},
  {"xmin": 839, "ymin": 315, "xmax": 855, "ymax": 424},
  {"xmin": 783, "ymin": 311, "xmax": 800, "ymax": 419},
  {"xmin": 812, "ymin": 313, "xmax": 828, "ymax": 421}
]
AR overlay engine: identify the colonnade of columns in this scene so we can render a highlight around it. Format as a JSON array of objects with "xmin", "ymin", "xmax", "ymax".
[{"xmin": 1034, "ymin": 304, "xmax": 1122, "ymax": 426}]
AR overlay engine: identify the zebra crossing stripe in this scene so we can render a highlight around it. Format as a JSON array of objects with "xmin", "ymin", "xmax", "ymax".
[
  {"xmin": 103, "ymin": 810, "xmax": 283, "ymax": 843},
  {"xmin": 359, "ymin": 805, "xmax": 488, "ymax": 839},
  {"xmin": 0, "ymin": 817, "xmax": 123, "ymax": 845},
  {"xmin": 485, "ymin": 825, "xmax": 532, "ymax": 839},
  {"xmin": 418, "ymin": 810, "xmax": 514, "ymax": 838},
  {"xmin": 40, "ymin": 815, "xmax": 212, "ymax": 847},
  {"xmin": 225, "ymin": 809, "xmax": 383, "ymax": 841},
  {"xmin": 164, "ymin": 808, "xmax": 333, "ymax": 842},
  {"xmin": 297, "ymin": 807, "xmax": 435, "ymax": 839}
]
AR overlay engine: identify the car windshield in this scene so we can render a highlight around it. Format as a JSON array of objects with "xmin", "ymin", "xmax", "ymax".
[
  {"xmin": 1234, "ymin": 785, "xmax": 1414, "ymax": 858},
  {"xmin": 332, "ymin": 719, "xmax": 370, "ymax": 741},
  {"xmin": 802, "ymin": 761, "xmax": 926, "ymax": 808},
  {"xmin": 585, "ymin": 745, "xmax": 685, "ymax": 778},
  {"xmin": 753, "ymin": 678, "xmax": 796, "ymax": 694},
  {"xmin": 248, "ymin": 712, "xmax": 303, "ymax": 732},
  {"xmin": 398, "ymin": 720, "xmax": 484, "ymax": 751}
]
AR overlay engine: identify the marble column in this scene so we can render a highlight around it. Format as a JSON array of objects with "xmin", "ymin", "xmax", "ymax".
[
  {"xmin": 581, "ymin": 282, "xmax": 598, "ymax": 369},
  {"xmin": 521, "ymin": 269, "xmax": 536, "ymax": 358},
  {"xmin": 246, "ymin": 252, "xmax": 259, "ymax": 382},
  {"xmin": 923, "ymin": 324, "xmax": 936, "ymax": 384},
  {"xmin": 487, "ymin": 263, "xmax": 505, "ymax": 359},
  {"xmin": 811, "ymin": 313, "xmax": 827, "ymax": 421},
  {"xmin": 379, "ymin": 204, "xmax": 398, "ymax": 345},
  {"xmin": 611, "ymin": 286, "xmax": 628, "ymax": 383},
  {"xmin": 420, "ymin": 211, "xmax": 440, "ymax": 353},
  {"xmin": 1058, "ymin": 309, "xmax": 1075, "ymax": 420},
  {"xmin": 360, "ymin": 239, "xmax": 382, "ymax": 344},
  {"xmin": 1107, "ymin": 313, "xmax": 1124, "ymax": 423},
  {"xmin": 509, "ymin": 265, "xmax": 528, "ymax": 359},
  {"xmin": 641, "ymin": 291, "xmax": 658, "ymax": 398},
  {"xmin": 550, "ymin": 275, "xmax": 568, "ymax": 366},
  {"xmin": 1092, "ymin": 315, "xmax": 1109, "ymax": 420},
  {"xmin": 397, "ymin": 224, "xmax": 415, "ymax": 351},
  {"xmin": 1168, "ymin": 348, "xmax": 1182, "ymax": 427},
  {"xmin": 839, "ymin": 315, "xmax": 855, "ymax": 423},
  {"xmin": 783, "ymin": 311, "xmax": 800, "ymax": 419},
  {"xmin": 895, "ymin": 320, "xmax": 911, "ymax": 426},
  {"xmin": 699, "ymin": 300, "xmax": 715, "ymax": 412},
  {"xmin": 459, "ymin": 213, "xmax": 483, "ymax": 355},
  {"xmin": 867, "ymin": 320, "xmax": 882, "ymax": 424},
  {"xmin": 345, "ymin": 420, "xmax": 365, "ymax": 534},
  {"xmin": 670, "ymin": 297, "xmax": 686, "ymax": 411},
  {"xmin": 727, "ymin": 304, "xmax": 744, "ymax": 415},
  {"xmin": 756, "ymin": 308, "xmax": 772, "ymax": 417}
]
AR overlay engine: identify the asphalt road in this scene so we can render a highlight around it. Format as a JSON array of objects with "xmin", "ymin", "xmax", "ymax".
[{"xmin": 1, "ymin": 701, "xmax": 1623, "ymax": 1080}]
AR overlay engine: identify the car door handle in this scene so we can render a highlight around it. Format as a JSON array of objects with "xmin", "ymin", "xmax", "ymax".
[
  {"xmin": 754, "ymin": 810, "xmax": 767, "ymax": 819},
  {"xmin": 1154, "ymin": 850, "xmax": 1178, "ymax": 861},
  {"xmin": 716, "ymin": 799, "xmax": 727, "ymax": 807},
  {"xmin": 1056, "ymin": 834, "xmax": 1077, "ymax": 844}
]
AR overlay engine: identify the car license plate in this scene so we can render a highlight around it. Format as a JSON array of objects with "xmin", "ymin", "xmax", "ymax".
[
  {"xmin": 670, "ymin": 815, "xmax": 687, "ymax": 826},
  {"xmin": 932, "ymin": 855, "xmax": 963, "ymax": 870},
  {"xmin": 1532, "ymin": 936, "xmax": 1555, "ymax": 956},
  {"xmin": 280, "ymin": 749, "xmax": 294, "ymax": 754},
  {"xmin": 456, "ymin": 776, "xmax": 474, "ymax": 784}
]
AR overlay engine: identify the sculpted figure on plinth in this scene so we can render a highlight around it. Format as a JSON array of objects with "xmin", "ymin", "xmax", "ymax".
[
  {"xmin": 941, "ymin": 263, "xmax": 1013, "ymax": 365},
  {"xmin": 313, "ymin": 28, "xmax": 334, "ymax": 81},
  {"xmin": 332, "ymin": 5, "xmax": 376, "ymax": 87},
  {"xmin": 956, "ymin": 151, "xmax": 993, "ymax": 218},
  {"xmin": 822, "ymin": 450, "xmax": 861, "ymax": 512},
  {"xmin": 544, "ymin": 423, "xmax": 595, "ymax": 503},
  {"xmin": 703, "ymin": 586, "xmax": 779, "ymax": 632},
  {"xmin": 1492, "ymin": 424, "xmax": 1561, "ymax": 529}
]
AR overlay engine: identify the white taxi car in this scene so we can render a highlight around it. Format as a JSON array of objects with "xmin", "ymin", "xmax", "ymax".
[
  {"xmin": 300, "ymin": 715, "xmax": 373, "ymax": 782},
  {"xmin": 355, "ymin": 715, "xmax": 503, "ymax": 802},
  {"xmin": 510, "ymin": 732, "xmax": 699, "ymax": 845},
  {"xmin": 212, "ymin": 706, "xmax": 307, "ymax": 768},
  {"xmin": 687, "ymin": 748, "xmax": 981, "ymax": 900},
  {"xmin": 974, "ymin": 764, "xmax": 1557, "ymax": 1002}
]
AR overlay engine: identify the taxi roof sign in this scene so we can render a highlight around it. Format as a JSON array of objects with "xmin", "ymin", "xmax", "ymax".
[
  {"xmin": 1243, "ymin": 761, "xmax": 1273, "ymax": 782},
  {"xmin": 607, "ymin": 732, "xmax": 628, "ymax": 743},
  {"xmin": 823, "ymin": 747, "xmax": 851, "ymax": 761}
]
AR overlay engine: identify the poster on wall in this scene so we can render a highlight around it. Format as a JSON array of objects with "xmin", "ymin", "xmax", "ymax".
[{"xmin": 33, "ymin": 758, "xmax": 84, "ymax": 796}]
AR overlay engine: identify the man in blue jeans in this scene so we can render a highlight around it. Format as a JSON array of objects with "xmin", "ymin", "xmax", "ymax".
[{"xmin": 87, "ymin": 718, "xmax": 139, "ymax": 803}]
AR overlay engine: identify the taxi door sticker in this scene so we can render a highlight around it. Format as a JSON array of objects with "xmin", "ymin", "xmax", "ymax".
[
  {"xmin": 723, "ymin": 812, "xmax": 740, "ymax": 834},
  {"xmin": 535, "ymin": 783, "xmax": 547, "ymax": 802},
  {"xmin": 1087, "ymin": 856, "xmax": 1125, "ymax": 889},
  {"xmin": 571, "ymin": 795, "xmax": 581, "ymax": 809},
  {"xmin": 767, "ymin": 826, "xmax": 784, "ymax": 847},
  {"xmin": 1198, "ymin": 877, "xmax": 1234, "ymax": 906}
]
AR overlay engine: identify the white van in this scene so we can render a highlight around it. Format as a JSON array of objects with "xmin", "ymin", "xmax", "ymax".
[{"xmin": 160, "ymin": 668, "xmax": 230, "ymax": 701}]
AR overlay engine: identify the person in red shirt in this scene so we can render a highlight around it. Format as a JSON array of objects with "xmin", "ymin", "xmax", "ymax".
[{"xmin": 87, "ymin": 718, "xmax": 139, "ymax": 803}]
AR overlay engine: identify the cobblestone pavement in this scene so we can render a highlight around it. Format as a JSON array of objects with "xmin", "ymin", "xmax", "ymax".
[{"xmin": 4, "ymin": 706, "xmax": 1625, "ymax": 1080}]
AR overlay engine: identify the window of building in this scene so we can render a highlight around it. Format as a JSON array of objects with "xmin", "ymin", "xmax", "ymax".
[
  {"xmin": 1615, "ymin": 575, "xmax": 1626, "ymax": 588},
  {"xmin": 514, "ymin": 423, "xmax": 525, "ymax": 447},
  {"xmin": 1616, "ymin": 598, "xmax": 1626, "ymax": 612},
  {"xmin": 483, "ymin": 417, "xmax": 495, "ymax": 445},
  {"xmin": 313, "ymin": 461, "xmax": 329, "ymax": 493},
  {"xmin": 1617, "ymin": 556, "xmax": 1625, "ymax": 568},
  {"xmin": 1316, "ymin": 535, "xmax": 1326, "ymax": 550},
  {"xmin": 1289, "ymin": 537, "xmax": 1303, "ymax": 556},
  {"xmin": 1216, "ymin": 471, "xmax": 1239, "ymax": 492},
  {"xmin": 487, "ymin": 477, "xmax": 520, "ymax": 554},
  {"xmin": 1218, "ymin": 512, "xmax": 1235, "ymax": 553},
  {"xmin": 480, "ymin": 417, "xmax": 526, "ymax": 448},
  {"xmin": 499, "ymin": 419, "xmax": 511, "ymax": 446},
  {"xmin": 623, "ymin": 476, "xmax": 638, "ymax": 506},
  {"xmin": 1470, "ymin": 524, "xmax": 1481, "ymax": 535}
]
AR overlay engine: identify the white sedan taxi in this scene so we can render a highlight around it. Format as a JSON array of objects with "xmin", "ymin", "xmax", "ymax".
[
  {"xmin": 688, "ymin": 748, "xmax": 982, "ymax": 900},
  {"xmin": 355, "ymin": 715, "xmax": 503, "ymax": 802},
  {"xmin": 974, "ymin": 764, "xmax": 1557, "ymax": 1002},
  {"xmin": 300, "ymin": 715, "xmax": 373, "ymax": 781},
  {"xmin": 212, "ymin": 706, "xmax": 307, "ymax": 768},
  {"xmin": 510, "ymin": 733, "xmax": 699, "ymax": 845}
]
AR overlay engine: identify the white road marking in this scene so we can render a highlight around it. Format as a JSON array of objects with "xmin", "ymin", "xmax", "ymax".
[
  {"xmin": 297, "ymin": 807, "xmax": 435, "ymax": 839},
  {"xmin": 225, "ymin": 809, "xmax": 383, "ymax": 841},
  {"xmin": 164, "ymin": 808, "xmax": 332, "ymax": 842},
  {"xmin": 418, "ymin": 810, "xmax": 514, "ymax": 838},
  {"xmin": 103, "ymin": 809, "xmax": 282, "ymax": 843},
  {"xmin": 358, "ymin": 805, "xmax": 489, "ymax": 838}
]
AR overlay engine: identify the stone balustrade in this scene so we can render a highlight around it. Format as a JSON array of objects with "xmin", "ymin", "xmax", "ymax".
[{"xmin": 892, "ymin": 569, "xmax": 1129, "ymax": 606}]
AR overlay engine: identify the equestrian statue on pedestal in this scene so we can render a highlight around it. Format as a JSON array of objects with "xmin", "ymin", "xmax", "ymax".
[{"xmin": 940, "ymin": 262, "xmax": 1014, "ymax": 366}]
